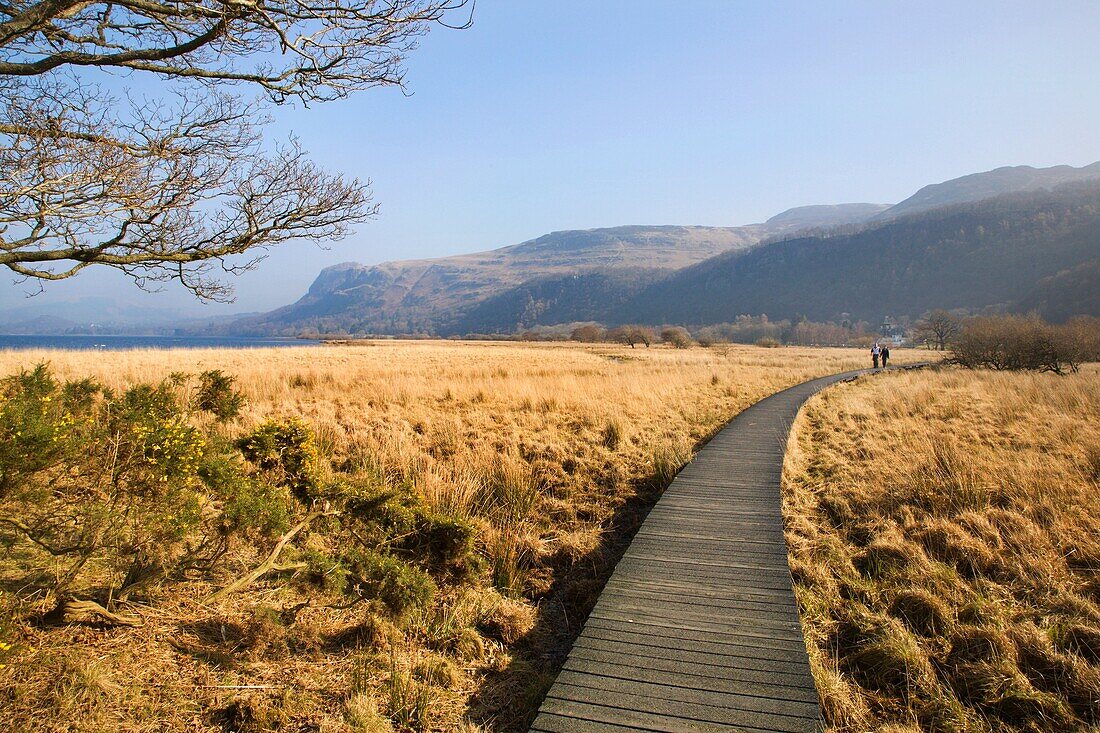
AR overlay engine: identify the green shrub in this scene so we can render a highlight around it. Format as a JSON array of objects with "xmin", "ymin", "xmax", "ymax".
[
  {"xmin": 298, "ymin": 549, "xmax": 350, "ymax": 595},
  {"xmin": 345, "ymin": 486, "xmax": 477, "ymax": 577},
  {"xmin": 195, "ymin": 370, "xmax": 245, "ymax": 421},
  {"xmin": 199, "ymin": 456, "xmax": 291, "ymax": 539},
  {"xmin": 0, "ymin": 365, "xmax": 309, "ymax": 601},
  {"xmin": 400, "ymin": 512, "xmax": 476, "ymax": 576},
  {"xmin": 0, "ymin": 366, "xmax": 240, "ymax": 597},
  {"xmin": 1, "ymin": 365, "xmax": 474, "ymax": 624},
  {"xmin": 237, "ymin": 419, "xmax": 319, "ymax": 503},
  {"xmin": 0, "ymin": 365, "xmax": 95, "ymax": 492},
  {"xmin": 346, "ymin": 549, "xmax": 435, "ymax": 616}
]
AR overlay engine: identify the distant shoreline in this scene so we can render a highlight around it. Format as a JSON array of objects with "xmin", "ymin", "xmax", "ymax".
[{"xmin": 0, "ymin": 334, "xmax": 322, "ymax": 351}]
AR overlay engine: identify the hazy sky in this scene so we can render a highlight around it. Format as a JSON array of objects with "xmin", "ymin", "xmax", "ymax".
[{"xmin": 5, "ymin": 0, "xmax": 1100, "ymax": 316}]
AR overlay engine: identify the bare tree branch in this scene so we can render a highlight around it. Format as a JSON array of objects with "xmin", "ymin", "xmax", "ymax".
[
  {"xmin": 0, "ymin": 0, "xmax": 468, "ymax": 299},
  {"xmin": 0, "ymin": 0, "xmax": 468, "ymax": 102},
  {"xmin": 203, "ymin": 507, "xmax": 333, "ymax": 603}
]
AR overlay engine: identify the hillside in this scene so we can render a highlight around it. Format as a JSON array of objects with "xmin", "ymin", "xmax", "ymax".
[
  {"xmin": 879, "ymin": 161, "xmax": 1100, "ymax": 219},
  {"xmin": 767, "ymin": 203, "xmax": 889, "ymax": 229},
  {"xmin": 227, "ymin": 212, "xmax": 884, "ymax": 336},
  {"xmin": 226, "ymin": 161, "xmax": 1100, "ymax": 337},
  {"xmin": 1015, "ymin": 258, "xmax": 1100, "ymax": 323},
  {"xmin": 617, "ymin": 182, "xmax": 1100, "ymax": 326},
  {"xmin": 443, "ymin": 268, "xmax": 665, "ymax": 335},
  {"xmin": 229, "ymin": 225, "xmax": 768, "ymax": 335}
]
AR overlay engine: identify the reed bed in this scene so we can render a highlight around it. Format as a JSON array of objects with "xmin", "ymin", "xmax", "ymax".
[
  {"xmin": 0, "ymin": 340, "xmax": 901, "ymax": 731},
  {"xmin": 784, "ymin": 366, "xmax": 1100, "ymax": 732}
]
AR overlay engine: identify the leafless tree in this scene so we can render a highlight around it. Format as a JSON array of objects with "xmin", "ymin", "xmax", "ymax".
[
  {"xmin": 570, "ymin": 324, "xmax": 604, "ymax": 343},
  {"xmin": 660, "ymin": 326, "xmax": 693, "ymax": 349},
  {"xmin": 912, "ymin": 309, "xmax": 963, "ymax": 350},
  {"xmin": 608, "ymin": 325, "xmax": 655, "ymax": 349},
  {"xmin": 950, "ymin": 314, "xmax": 1086, "ymax": 375},
  {"xmin": 0, "ymin": 0, "xmax": 469, "ymax": 299}
]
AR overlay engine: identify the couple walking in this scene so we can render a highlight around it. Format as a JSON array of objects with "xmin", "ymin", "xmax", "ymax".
[{"xmin": 871, "ymin": 342, "xmax": 890, "ymax": 369}]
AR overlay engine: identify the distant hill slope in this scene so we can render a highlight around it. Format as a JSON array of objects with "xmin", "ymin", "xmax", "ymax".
[
  {"xmin": 226, "ymin": 161, "xmax": 1100, "ymax": 337},
  {"xmin": 766, "ymin": 203, "xmax": 889, "ymax": 228},
  {"xmin": 230, "ymin": 225, "xmax": 761, "ymax": 335},
  {"xmin": 229, "ymin": 210, "xmax": 885, "ymax": 336},
  {"xmin": 1015, "ymin": 258, "xmax": 1100, "ymax": 322},
  {"xmin": 443, "ymin": 268, "xmax": 665, "ymax": 335},
  {"xmin": 878, "ymin": 161, "xmax": 1100, "ymax": 219},
  {"xmin": 615, "ymin": 182, "xmax": 1100, "ymax": 326}
]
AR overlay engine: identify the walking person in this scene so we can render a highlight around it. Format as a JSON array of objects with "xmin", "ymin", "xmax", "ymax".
[
  {"xmin": 871, "ymin": 343, "xmax": 880, "ymax": 369},
  {"xmin": 881, "ymin": 343, "xmax": 891, "ymax": 368}
]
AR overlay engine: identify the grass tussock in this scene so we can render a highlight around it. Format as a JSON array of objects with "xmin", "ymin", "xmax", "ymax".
[
  {"xmin": 0, "ymin": 340, "xmax": 903, "ymax": 731},
  {"xmin": 784, "ymin": 366, "xmax": 1100, "ymax": 732}
]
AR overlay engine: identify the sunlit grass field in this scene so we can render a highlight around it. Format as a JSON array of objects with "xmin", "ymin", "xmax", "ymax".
[
  {"xmin": 783, "ymin": 366, "xmax": 1100, "ymax": 732},
  {"xmin": 0, "ymin": 340, "xmax": 910, "ymax": 732}
]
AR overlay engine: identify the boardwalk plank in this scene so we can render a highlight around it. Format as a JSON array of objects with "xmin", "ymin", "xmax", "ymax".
[
  {"xmin": 562, "ymin": 657, "xmax": 819, "ymax": 703},
  {"xmin": 551, "ymin": 671, "xmax": 821, "ymax": 720},
  {"xmin": 567, "ymin": 646, "xmax": 817, "ymax": 691},
  {"xmin": 546, "ymin": 682, "xmax": 817, "ymax": 731},
  {"xmin": 586, "ymin": 609, "xmax": 802, "ymax": 639},
  {"xmin": 530, "ymin": 368, "xmax": 892, "ymax": 732}
]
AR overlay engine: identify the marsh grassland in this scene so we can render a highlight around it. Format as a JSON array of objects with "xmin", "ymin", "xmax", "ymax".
[
  {"xmin": 0, "ymin": 341, "xmax": 887, "ymax": 732},
  {"xmin": 784, "ymin": 367, "xmax": 1100, "ymax": 732}
]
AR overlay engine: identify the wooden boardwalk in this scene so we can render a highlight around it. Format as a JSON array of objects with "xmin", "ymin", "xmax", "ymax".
[{"xmin": 530, "ymin": 369, "xmax": 871, "ymax": 733}]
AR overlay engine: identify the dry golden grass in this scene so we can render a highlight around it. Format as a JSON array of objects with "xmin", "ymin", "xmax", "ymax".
[
  {"xmin": 0, "ymin": 340, "xmax": 913, "ymax": 732},
  {"xmin": 783, "ymin": 366, "xmax": 1100, "ymax": 732}
]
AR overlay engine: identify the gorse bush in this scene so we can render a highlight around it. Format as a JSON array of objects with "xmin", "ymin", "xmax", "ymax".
[
  {"xmin": 0, "ymin": 365, "xmax": 475, "ymax": 624},
  {"xmin": 199, "ymin": 456, "xmax": 291, "ymax": 541},
  {"xmin": 0, "ymin": 365, "xmax": 272, "ymax": 600},
  {"xmin": 237, "ymin": 418, "xmax": 320, "ymax": 503},
  {"xmin": 0, "ymin": 365, "xmax": 92, "ymax": 488},
  {"xmin": 195, "ymin": 369, "xmax": 245, "ymax": 421},
  {"xmin": 345, "ymin": 549, "xmax": 436, "ymax": 616},
  {"xmin": 342, "ymin": 484, "xmax": 478, "ymax": 579}
]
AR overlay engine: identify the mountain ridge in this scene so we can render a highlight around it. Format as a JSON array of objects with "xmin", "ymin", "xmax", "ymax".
[
  {"xmin": 879, "ymin": 162, "xmax": 1100, "ymax": 219},
  {"xmin": 226, "ymin": 161, "xmax": 1100, "ymax": 336},
  {"xmin": 610, "ymin": 182, "xmax": 1100, "ymax": 327},
  {"xmin": 231, "ymin": 211, "xmax": 888, "ymax": 336}
]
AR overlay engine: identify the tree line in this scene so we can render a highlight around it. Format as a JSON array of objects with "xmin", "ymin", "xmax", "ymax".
[
  {"xmin": 913, "ymin": 310, "xmax": 1100, "ymax": 374},
  {"xmin": 529, "ymin": 311, "xmax": 1100, "ymax": 376},
  {"xmin": 554, "ymin": 315, "xmax": 891, "ymax": 348}
]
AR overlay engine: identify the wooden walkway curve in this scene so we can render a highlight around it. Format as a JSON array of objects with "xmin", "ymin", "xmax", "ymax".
[{"xmin": 530, "ymin": 368, "xmax": 875, "ymax": 733}]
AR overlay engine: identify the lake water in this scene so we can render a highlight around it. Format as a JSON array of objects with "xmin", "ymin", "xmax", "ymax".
[{"xmin": 0, "ymin": 334, "xmax": 321, "ymax": 351}]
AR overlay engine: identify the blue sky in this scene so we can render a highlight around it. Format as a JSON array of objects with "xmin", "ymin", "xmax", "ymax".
[{"xmin": 5, "ymin": 0, "xmax": 1100, "ymax": 315}]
